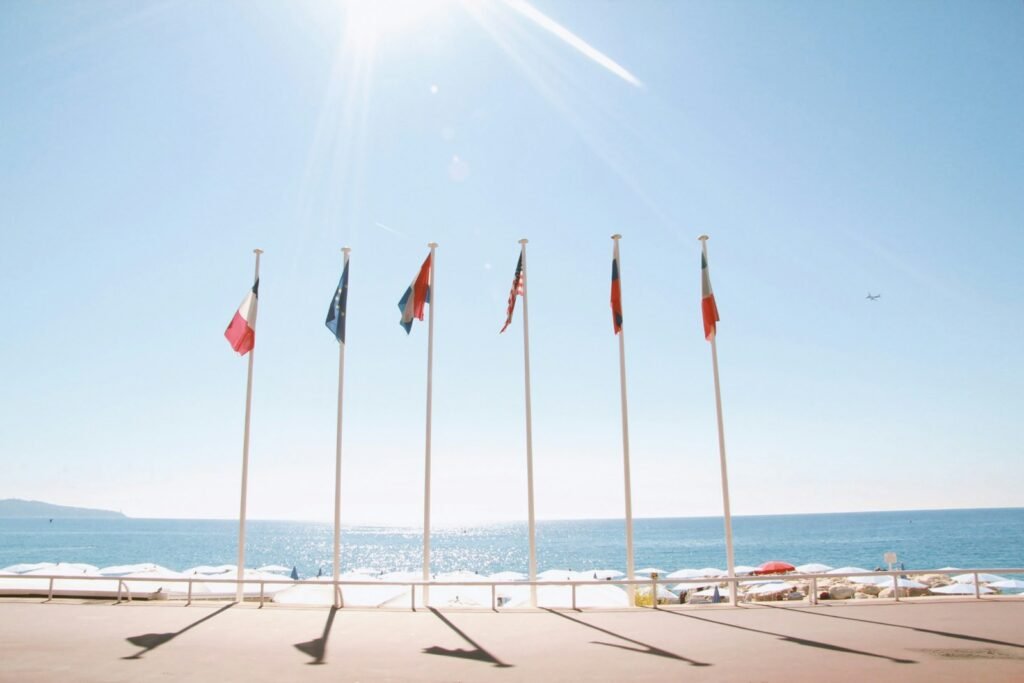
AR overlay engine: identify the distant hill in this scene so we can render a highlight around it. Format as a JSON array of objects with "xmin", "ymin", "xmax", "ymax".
[{"xmin": 0, "ymin": 499, "xmax": 127, "ymax": 519}]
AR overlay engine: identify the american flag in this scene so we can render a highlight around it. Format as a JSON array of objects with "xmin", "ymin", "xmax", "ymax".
[{"xmin": 499, "ymin": 254, "xmax": 525, "ymax": 333}]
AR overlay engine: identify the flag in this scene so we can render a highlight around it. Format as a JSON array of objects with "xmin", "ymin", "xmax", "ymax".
[
  {"xmin": 499, "ymin": 254, "xmax": 525, "ymax": 333},
  {"xmin": 398, "ymin": 253, "xmax": 432, "ymax": 333},
  {"xmin": 701, "ymin": 252, "xmax": 719, "ymax": 340},
  {"xmin": 225, "ymin": 278, "xmax": 259, "ymax": 355},
  {"xmin": 610, "ymin": 256, "xmax": 623, "ymax": 334},
  {"xmin": 325, "ymin": 255, "xmax": 349, "ymax": 344}
]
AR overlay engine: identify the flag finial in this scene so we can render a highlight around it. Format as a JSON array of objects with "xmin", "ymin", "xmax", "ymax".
[
  {"xmin": 519, "ymin": 238, "xmax": 528, "ymax": 245},
  {"xmin": 611, "ymin": 234, "xmax": 622, "ymax": 240},
  {"xmin": 428, "ymin": 242, "xmax": 439, "ymax": 248},
  {"xmin": 342, "ymin": 246, "xmax": 351, "ymax": 254},
  {"xmin": 254, "ymin": 248, "xmax": 264, "ymax": 254},
  {"xmin": 698, "ymin": 235, "xmax": 709, "ymax": 242}
]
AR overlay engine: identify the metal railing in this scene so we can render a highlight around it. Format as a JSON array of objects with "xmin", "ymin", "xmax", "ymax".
[{"xmin": 1, "ymin": 568, "xmax": 1020, "ymax": 609}]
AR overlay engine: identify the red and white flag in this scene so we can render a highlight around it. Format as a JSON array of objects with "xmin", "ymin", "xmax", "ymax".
[
  {"xmin": 701, "ymin": 252, "xmax": 719, "ymax": 341},
  {"xmin": 225, "ymin": 278, "xmax": 259, "ymax": 355}
]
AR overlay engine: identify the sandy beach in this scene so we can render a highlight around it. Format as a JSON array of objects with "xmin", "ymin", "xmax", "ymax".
[{"xmin": 2, "ymin": 597, "xmax": 1023, "ymax": 682}]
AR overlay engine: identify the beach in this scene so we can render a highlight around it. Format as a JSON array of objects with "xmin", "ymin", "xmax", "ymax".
[{"xmin": 2, "ymin": 597, "xmax": 1024, "ymax": 682}]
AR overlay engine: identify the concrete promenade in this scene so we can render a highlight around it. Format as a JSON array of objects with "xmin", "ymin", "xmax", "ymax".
[{"xmin": 2, "ymin": 597, "xmax": 1023, "ymax": 682}]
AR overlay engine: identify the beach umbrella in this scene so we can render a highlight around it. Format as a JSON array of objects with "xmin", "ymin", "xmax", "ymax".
[
  {"xmin": 23, "ymin": 563, "xmax": 99, "ymax": 576},
  {"xmin": 256, "ymin": 565, "xmax": 292, "ymax": 574},
  {"xmin": 696, "ymin": 567, "xmax": 726, "ymax": 577},
  {"xmin": 827, "ymin": 566, "xmax": 871, "ymax": 576},
  {"xmin": 634, "ymin": 567, "xmax": 667, "ymax": 577},
  {"xmin": 187, "ymin": 565, "xmax": 235, "ymax": 575},
  {"xmin": 931, "ymin": 583, "xmax": 994, "ymax": 595},
  {"xmin": 2, "ymin": 563, "xmax": 56, "ymax": 574},
  {"xmin": 989, "ymin": 579, "xmax": 1024, "ymax": 590},
  {"xmin": 667, "ymin": 569, "xmax": 706, "ymax": 580},
  {"xmin": 952, "ymin": 573, "xmax": 1006, "ymax": 584},
  {"xmin": 290, "ymin": 566, "xmax": 300, "ymax": 580},
  {"xmin": 875, "ymin": 577, "xmax": 927, "ymax": 589},
  {"xmin": 100, "ymin": 563, "xmax": 164, "ymax": 576},
  {"xmin": 488, "ymin": 571, "xmax": 527, "ymax": 582},
  {"xmin": 795, "ymin": 563, "xmax": 833, "ymax": 574},
  {"xmin": 746, "ymin": 581, "xmax": 792, "ymax": 596},
  {"xmin": 754, "ymin": 561, "xmax": 795, "ymax": 575},
  {"xmin": 589, "ymin": 569, "xmax": 625, "ymax": 580},
  {"xmin": 671, "ymin": 582, "xmax": 718, "ymax": 593}
]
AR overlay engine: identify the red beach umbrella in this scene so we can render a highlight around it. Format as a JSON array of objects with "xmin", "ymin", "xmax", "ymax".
[{"xmin": 754, "ymin": 561, "xmax": 795, "ymax": 575}]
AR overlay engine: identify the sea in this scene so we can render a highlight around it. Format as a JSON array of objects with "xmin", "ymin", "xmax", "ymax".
[{"xmin": 1, "ymin": 508, "xmax": 1022, "ymax": 577}]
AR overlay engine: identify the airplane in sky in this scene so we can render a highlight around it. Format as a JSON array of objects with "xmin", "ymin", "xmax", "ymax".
[{"xmin": 866, "ymin": 293, "xmax": 881, "ymax": 301}]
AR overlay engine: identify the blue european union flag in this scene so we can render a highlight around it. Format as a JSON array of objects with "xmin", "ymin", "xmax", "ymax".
[{"xmin": 325, "ymin": 257, "xmax": 349, "ymax": 343}]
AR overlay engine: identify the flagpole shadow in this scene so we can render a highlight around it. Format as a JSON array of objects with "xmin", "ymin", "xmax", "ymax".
[
  {"xmin": 294, "ymin": 606, "xmax": 338, "ymax": 665},
  {"xmin": 657, "ymin": 607, "xmax": 916, "ymax": 664},
  {"xmin": 758, "ymin": 602, "xmax": 1024, "ymax": 650},
  {"xmin": 543, "ymin": 608, "xmax": 710, "ymax": 667},
  {"xmin": 423, "ymin": 608, "xmax": 512, "ymax": 668},
  {"xmin": 123, "ymin": 603, "xmax": 235, "ymax": 660}
]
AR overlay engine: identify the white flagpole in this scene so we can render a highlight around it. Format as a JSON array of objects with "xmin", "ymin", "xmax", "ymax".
[
  {"xmin": 699, "ymin": 235, "xmax": 736, "ymax": 604},
  {"xmin": 422, "ymin": 242, "xmax": 438, "ymax": 608},
  {"xmin": 611, "ymin": 235, "xmax": 635, "ymax": 604},
  {"xmin": 333, "ymin": 247, "xmax": 350, "ymax": 609},
  {"xmin": 236, "ymin": 247, "xmax": 262, "ymax": 603},
  {"xmin": 519, "ymin": 238, "xmax": 537, "ymax": 607}
]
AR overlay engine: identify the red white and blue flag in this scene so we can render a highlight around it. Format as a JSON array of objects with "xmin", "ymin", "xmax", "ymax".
[
  {"xmin": 499, "ymin": 254, "xmax": 524, "ymax": 333},
  {"xmin": 398, "ymin": 253, "xmax": 432, "ymax": 334},
  {"xmin": 610, "ymin": 256, "xmax": 623, "ymax": 334},
  {"xmin": 701, "ymin": 252, "xmax": 719, "ymax": 341},
  {"xmin": 225, "ymin": 278, "xmax": 259, "ymax": 355}
]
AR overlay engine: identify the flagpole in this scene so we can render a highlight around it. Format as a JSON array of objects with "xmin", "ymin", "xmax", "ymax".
[
  {"xmin": 422, "ymin": 242, "xmax": 438, "ymax": 608},
  {"xmin": 518, "ymin": 238, "xmax": 538, "ymax": 607},
  {"xmin": 611, "ymin": 235, "xmax": 635, "ymax": 604},
  {"xmin": 699, "ymin": 235, "xmax": 736, "ymax": 604},
  {"xmin": 333, "ymin": 247, "xmax": 350, "ymax": 609},
  {"xmin": 235, "ymin": 247, "xmax": 262, "ymax": 603}
]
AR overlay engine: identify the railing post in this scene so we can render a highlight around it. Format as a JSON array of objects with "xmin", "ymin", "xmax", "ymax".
[
  {"xmin": 259, "ymin": 581, "xmax": 265, "ymax": 608},
  {"xmin": 187, "ymin": 577, "xmax": 193, "ymax": 606},
  {"xmin": 974, "ymin": 572, "xmax": 981, "ymax": 599},
  {"xmin": 809, "ymin": 577, "xmax": 818, "ymax": 605},
  {"xmin": 48, "ymin": 577, "xmax": 54, "ymax": 601},
  {"xmin": 571, "ymin": 583, "xmax": 577, "ymax": 611},
  {"xmin": 649, "ymin": 572, "xmax": 658, "ymax": 609},
  {"xmin": 892, "ymin": 574, "xmax": 900, "ymax": 602},
  {"xmin": 491, "ymin": 584, "xmax": 497, "ymax": 611},
  {"xmin": 116, "ymin": 579, "xmax": 122, "ymax": 604},
  {"xmin": 411, "ymin": 583, "xmax": 416, "ymax": 612}
]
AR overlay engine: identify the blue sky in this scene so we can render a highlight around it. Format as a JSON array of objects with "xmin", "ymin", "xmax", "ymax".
[{"xmin": 1, "ymin": 0, "xmax": 1022, "ymax": 524}]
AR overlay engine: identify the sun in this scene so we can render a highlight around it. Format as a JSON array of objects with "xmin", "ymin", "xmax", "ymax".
[{"xmin": 341, "ymin": 0, "xmax": 457, "ymax": 53}]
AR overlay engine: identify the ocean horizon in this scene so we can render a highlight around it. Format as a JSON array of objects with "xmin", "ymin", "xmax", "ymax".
[{"xmin": 3, "ymin": 507, "xmax": 1022, "ymax": 578}]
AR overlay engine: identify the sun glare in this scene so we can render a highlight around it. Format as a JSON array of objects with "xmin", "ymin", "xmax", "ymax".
[{"xmin": 341, "ymin": 0, "xmax": 456, "ymax": 52}]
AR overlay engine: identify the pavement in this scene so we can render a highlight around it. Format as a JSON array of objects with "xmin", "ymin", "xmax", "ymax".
[{"xmin": 2, "ymin": 597, "xmax": 1024, "ymax": 682}]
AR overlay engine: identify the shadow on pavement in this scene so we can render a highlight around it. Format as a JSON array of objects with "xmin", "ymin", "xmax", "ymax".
[
  {"xmin": 423, "ymin": 608, "xmax": 513, "ymax": 668},
  {"xmin": 759, "ymin": 602, "xmax": 1024, "ymax": 650},
  {"xmin": 123, "ymin": 603, "xmax": 235, "ymax": 660},
  {"xmin": 294, "ymin": 606, "xmax": 338, "ymax": 665},
  {"xmin": 544, "ymin": 608, "xmax": 710, "ymax": 667},
  {"xmin": 658, "ymin": 608, "xmax": 917, "ymax": 664}
]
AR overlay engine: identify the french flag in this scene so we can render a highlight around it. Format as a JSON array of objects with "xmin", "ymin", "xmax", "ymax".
[
  {"xmin": 610, "ymin": 256, "xmax": 623, "ymax": 334},
  {"xmin": 225, "ymin": 278, "xmax": 259, "ymax": 355},
  {"xmin": 397, "ymin": 254, "xmax": 432, "ymax": 334}
]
